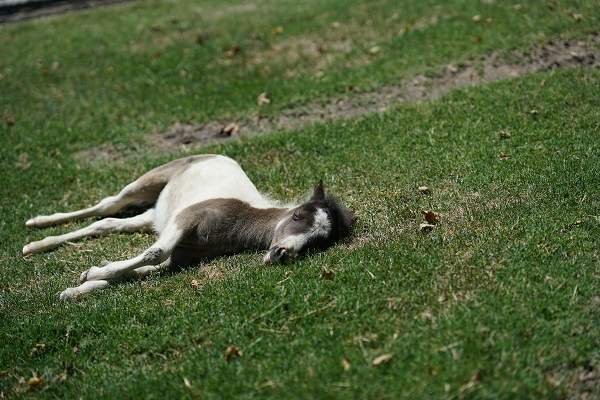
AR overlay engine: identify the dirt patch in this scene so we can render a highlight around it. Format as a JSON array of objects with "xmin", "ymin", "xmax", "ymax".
[
  {"xmin": 77, "ymin": 33, "xmax": 600, "ymax": 163},
  {"xmin": 547, "ymin": 357, "xmax": 600, "ymax": 400}
]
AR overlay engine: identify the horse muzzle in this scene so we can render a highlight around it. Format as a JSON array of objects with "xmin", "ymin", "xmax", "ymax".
[{"xmin": 263, "ymin": 246, "xmax": 290, "ymax": 264}]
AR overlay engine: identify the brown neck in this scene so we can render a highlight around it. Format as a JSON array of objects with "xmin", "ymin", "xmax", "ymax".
[{"xmin": 235, "ymin": 206, "xmax": 292, "ymax": 249}]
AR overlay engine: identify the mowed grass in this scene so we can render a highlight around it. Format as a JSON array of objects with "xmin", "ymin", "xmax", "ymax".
[{"xmin": 1, "ymin": 0, "xmax": 600, "ymax": 399}]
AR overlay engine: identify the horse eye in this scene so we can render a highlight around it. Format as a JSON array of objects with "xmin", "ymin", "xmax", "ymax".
[{"xmin": 292, "ymin": 212, "xmax": 302, "ymax": 221}]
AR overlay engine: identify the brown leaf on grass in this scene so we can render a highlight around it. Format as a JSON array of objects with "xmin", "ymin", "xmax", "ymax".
[
  {"xmin": 372, "ymin": 353, "xmax": 393, "ymax": 367},
  {"xmin": 220, "ymin": 122, "xmax": 239, "ymax": 137},
  {"xmin": 224, "ymin": 345, "xmax": 242, "ymax": 362},
  {"xmin": 29, "ymin": 343, "xmax": 45, "ymax": 357},
  {"xmin": 27, "ymin": 375, "xmax": 44, "ymax": 389},
  {"xmin": 423, "ymin": 210, "xmax": 440, "ymax": 224},
  {"xmin": 320, "ymin": 268, "xmax": 335, "ymax": 280},
  {"xmin": 498, "ymin": 129, "xmax": 511, "ymax": 139},
  {"xmin": 499, "ymin": 153, "xmax": 510, "ymax": 161},
  {"xmin": 224, "ymin": 45, "xmax": 241, "ymax": 58},
  {"xmin": 342, "ymin": 356, "xmax": 351, "ymax": 371},
  {"xmin": 420, "ymin": 309, "xmax": 435, "ymax": 322},
  {"xmin": 418, "ymin": 185, "xmax": 431, "ymax": 195},
  {"xmin": 3, "ymin": 112, "xmax": 15, "ymax": 127},
  {"xmin": 446, "ymin": 64, "xmax": 459, "ymax": 74},
  {"xmin": 257, "ymin": 92, "xmax": 271, "ymax": 106},
  {"xmin": 459, "ymin": 371, "xmax": 481, "ymax": 394},
  {"xmin": 190, "ymin": 279, "xmax": 200, "ymax": 288},
  {"xmin": 16, "ymin": 153, "xmax": 31, "ymax": 171},
  {"xmin": 195, "ymin": 32, "xmax": 209, "ymax": 45},
  {"xmin": 419, "ymin": 222, "xmax": 435, "ymax": 233}
]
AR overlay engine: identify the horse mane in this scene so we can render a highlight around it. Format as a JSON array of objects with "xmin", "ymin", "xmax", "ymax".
[{"xmin": 322, "ymin": 193, "xmax": 356, "ymax": 242}]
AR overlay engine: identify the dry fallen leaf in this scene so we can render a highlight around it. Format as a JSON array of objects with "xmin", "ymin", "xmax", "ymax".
[
  {"xmin": 423, "ymin": 210, "xmax": 440, "ymax": 224},
  {"xmin": 499, "ymin": 129, "xmax": 511, "ymax": 139},
  {"xmin": 257, "ymin": 92, "xmax": 270, "ymax": 106},
  {"xmin": 499, "ymin": 153, "xmax": 510, "ymax": 161},
  {"xmin": 224, "ymin": 45, "xmax": 241, "ymax": 58},
  {"xmin": 418, "ymin": 186, "xmax": 431, "ymax": 195},
  {"xmin": 372, "ymin": 353, "xmax": 393, "ymax": 367},
  {"xmin": 369, "ymin": 46, "xmax": 381, "ymax": 55},
  {"xmin": 272, "ymin": 26, "xmax": 284, "ymax": 35},
  {"xmin": 3, "ymin": 112, "xmax": 15, "ymax": 127},
  {"xmin": 320, "ymin": 268, "xmax": 335, "ymax": 280},
  {"xmin": 472, "ymin": 15, "xmax": 481, "ymax": 22},
  {"xmin": 419, "ymin": 222, "xmax": 435, "ymax": 233},
  {"xmin": 220, "ymin": 123, "xmax": 239, "ymax": 137},
  {"xmin": 420, "ymin": 309, "xmax": 435, "ymax": 321},
  {"xmin": 16, "ymin": 153, "xmax": 31, "ymax": 171},
  {"xmin": 459, "ymin": 371, "xmax": 481, "ymax": 394},
  {"xmin": 27, "ymin": 375, "xmax": 44, "ymax": 389},
  {"xmin": 29, "ymin": 343, "xmax": 45, "ymax": 357},
  {"xmin": 195, "ymin": 32, "xmax": 209, "ymax": 45},
  {"xmin": 224, "ymin": 345, "xmax": 242, "ymax": 362},
  {"xmin": 190, "ymin": 279, "xmax": 200, "ymax": 288},
  {"xmin": 342, "ymin": 356, "xmax": 351, "ymax": 371}
]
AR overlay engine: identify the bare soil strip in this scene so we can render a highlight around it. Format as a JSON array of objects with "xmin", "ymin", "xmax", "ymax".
[{"xmin": 78, "ymin": 34, "xmax": 600, "ymax": 163}]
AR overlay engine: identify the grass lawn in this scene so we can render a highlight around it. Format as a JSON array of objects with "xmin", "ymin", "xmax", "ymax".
[{"xmin": 1, "ymin": 0, "xmax": 599, "ymax": 398}]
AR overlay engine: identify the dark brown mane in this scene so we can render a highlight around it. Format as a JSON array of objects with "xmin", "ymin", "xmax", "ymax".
[{"xmin": 319, "ymin": 193, "xmax": 356, "ymax": 243}]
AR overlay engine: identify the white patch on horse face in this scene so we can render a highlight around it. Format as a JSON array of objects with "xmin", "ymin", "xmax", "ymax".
[
  {"xmin": 277, "ymin": 208, "xmax": 331, "ymax": 253},
  {"xmin": 312, "ymin": 208, "xmax": 331, "ymax": 237}
]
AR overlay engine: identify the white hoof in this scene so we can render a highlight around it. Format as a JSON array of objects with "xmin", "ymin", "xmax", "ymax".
[
  {"xmin": 22, "ymin": 244, "xmax": 33, "ymax": 256},
  {"xmin": 26, "ymin": 217, "xmax": 47, "ymax": 228},
  {"xmin": 59, "ymin": 287, "xmax": 79, "ymax": 300}
]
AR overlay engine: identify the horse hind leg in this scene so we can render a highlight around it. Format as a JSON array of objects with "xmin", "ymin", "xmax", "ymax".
[
  {"xmin": 22, "ymin": 209, "xmax": 155, "ymax": 256},
  {"xmin": 24, "ymin": 158, "xmax": 194, "ymax": 229}
]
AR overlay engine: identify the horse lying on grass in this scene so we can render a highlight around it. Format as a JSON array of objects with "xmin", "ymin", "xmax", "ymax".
[{"xmin": 23, "ymin": 155, "xmax": 355, "ymax": 299}]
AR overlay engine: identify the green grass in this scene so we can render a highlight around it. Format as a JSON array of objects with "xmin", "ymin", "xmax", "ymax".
[{"xmin": 1, "ymin": 0, "xmax": 599, "ymax": 398}]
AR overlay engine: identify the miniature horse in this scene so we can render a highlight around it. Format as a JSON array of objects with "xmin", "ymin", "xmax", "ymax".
[{"xmin": 22, "ymin": 155, "xmax": 355, "ymax": 299}]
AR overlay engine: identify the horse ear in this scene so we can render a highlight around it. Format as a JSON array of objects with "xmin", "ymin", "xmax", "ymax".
[{"xmin": 311, "ymin": 180, "xmax": 325, "ymax": 201}]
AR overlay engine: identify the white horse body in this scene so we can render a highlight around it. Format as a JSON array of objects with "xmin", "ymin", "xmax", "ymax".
[{"xmin": 153, "ymin": 156, "xmax": 277, "ymax": 233}]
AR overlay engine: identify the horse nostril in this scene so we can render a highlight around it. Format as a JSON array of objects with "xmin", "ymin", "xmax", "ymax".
[{"xmin": 267, "ymin": 246, "xmax": 288, "ymax": 263}]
